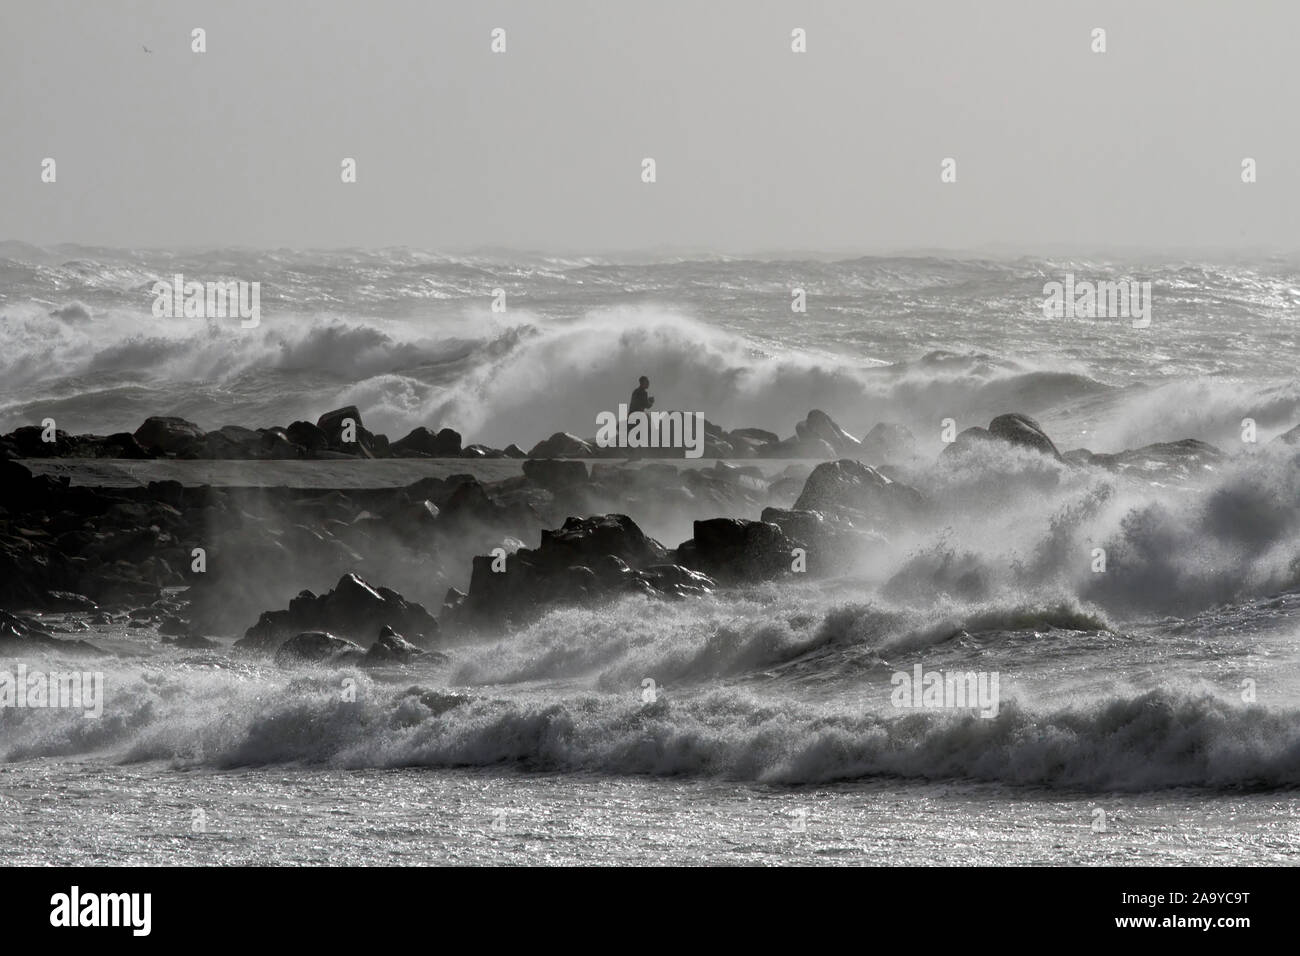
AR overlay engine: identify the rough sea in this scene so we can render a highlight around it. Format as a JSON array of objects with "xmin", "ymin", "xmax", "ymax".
[{"xmin": 2, "ymin": 244, "xmax": 1298, "ymax": 865}]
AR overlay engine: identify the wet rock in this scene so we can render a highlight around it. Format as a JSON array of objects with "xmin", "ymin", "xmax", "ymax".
[
  {"xmin": 759, "ymin": 506, "xmax": 887, "ymax": 574},
  {"xmin": 797, "ymin": 410, "xmax": 863, "ymax": 455},
  {"xmin": 236, "ymin": 572, "xmax": 440, "ymax": 653},
  {"xmin": 316, "ymin": 406, "xmax": 382, "ymax": 458},
  {"xmin": 792, "ymin": 458, "xmax": 924, "ymax": 529},
  {"xmin": 459, "ymin": 514, "xmax": 699, "ymax": 623},
  {"xmin": 2, "ymin": 425, "xmax": 78, "ymax": 457},
  {"xmin": 0, "ymin": 609, "xmax": 105, "ymax": 655},
  {"xmin": 676, "ymin": 517, "xmax": 799, "ymax": 582},
  {"xmin": 635, "ymin": 564, "xmax": 718, "ymax": 597},
  {"xmin": 41, "ymin": 591, "xmax": 97, "ymax": 612},
  {"xmin": 273, "ymin": 631, "xmax": 365, "ymax": 666},
  {"xmin": 538, "ymin": 514, "xmax": 669, "ymax": 569},
  {"xmin": 988, "ymin": 413, "xmax": 1062, "ymax": 459},
  {"xmin": 363, "ymin": 624, "xmax": 426, "ymax": 664},
  {"xmin": 527, "ymin": 432, "xmax": 594, "ymax": 458},
  {"xmin": 286, "ymin": 420, "xmax": 330, "ymax": 454},
  {"xmin": 134, "ymin": 416, "xmax": 205, "ymax": 455},
  {"xmin": 392, "ymin": 426, "xmax": 463, "ymax": 457}
]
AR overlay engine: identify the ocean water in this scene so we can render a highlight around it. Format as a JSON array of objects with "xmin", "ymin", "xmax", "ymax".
[{"xmin": 2, "ymin": 244, "xmax": 1299, "ymax": 865}]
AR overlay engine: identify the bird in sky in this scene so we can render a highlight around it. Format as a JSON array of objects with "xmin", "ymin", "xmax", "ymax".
[{"xmin": 142, "ymin": 45, "xmax": 153, "ymax": 54}]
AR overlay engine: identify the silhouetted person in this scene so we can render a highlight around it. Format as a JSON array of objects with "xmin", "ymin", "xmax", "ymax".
[{"xmin": 629, "ymin": 376, "xmax": 654, "ymax": 415}]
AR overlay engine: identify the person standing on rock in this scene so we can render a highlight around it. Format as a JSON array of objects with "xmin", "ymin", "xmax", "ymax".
[
  {"xmin": 626, "ymin": 376, "xmax": 655, "ymax": 459},
  {"xmin": 629, "ymin": 376, "xmax": 654, "ymax": 415}
]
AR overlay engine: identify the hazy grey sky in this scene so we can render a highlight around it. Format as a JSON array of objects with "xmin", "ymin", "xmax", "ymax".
[{"xmin": 1, "ymin": 0, "xmax": 1295, "ymax": 253}]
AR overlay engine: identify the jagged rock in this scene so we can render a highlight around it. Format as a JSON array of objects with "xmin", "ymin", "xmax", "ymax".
[
  {"xmin": 317, "ymin": 406, "xmax": 362, "ymax": 436},
  {"xmin": 1, "ymin": 425, "xmax": 78, "ymax": 457},
  {"xmin": 133, "ymin": 416, "xmax": 204, "ymax": 455},
  {"xmin": 538, "ymin": 514, "xmax": 668, "ymax": 569},
  {"xmin": 760, "ymin": 506, "xmax": 888, "ymax": 574},
  {"xmin": 636, "ymin": 564, "xmax": 717, "ymax": 597},
  {"xmin": 796, "ymin": 410, "xmax": 862, "ymax": 455},
  {"xmin": 792, "ymin": 458, "xmax": 924, "ymax": 528},
  {"xmin": 758, "ymin": 507, "xmax": 829, "ymax": 546},
  {"xmin": 316, "ymin": 406, "xmax": 381, "ymax": 458},
  {"xmin": 363, "ymin": 625, "xmax": 425, "ymax": 664},
  {"xmin": 42, "ymin": 591, "xmax": 97, "ymax": 612},
  {"xmin": 459, "ymin": 514, "xmax": 700, "ymax": 622},
  {"xmin": 236, "ymin": 572, "xmax": 440, "ymax": 652},
  {"xmin": 286, "ymin": 420, "xmax": 330, "ymax": 453},
  {"xmin": 392, "ymin": 426, "xmax": 463, "ymax": 457},
  {"xmin": 273, "ymin": 631, "xmax": 365, "ymax": 666},
  {"xmin": 676, "ymin": 517, "xmax": 798, "ymax": 582},
  {"xmin": 0, "ymin": 609, "xmax": 104, "ymax": 655},
  {"xmin": 442, "ymin": 587, "xmax": 466, "ymax": 614},
  {"xmin": 527, "ymin": 432, "xmax": 594, "ymax": 458}
]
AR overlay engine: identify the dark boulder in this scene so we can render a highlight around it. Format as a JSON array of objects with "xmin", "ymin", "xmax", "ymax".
[
  {"xmin": 3, "ymin": 425, "xmax": 77, "ymax": 457},
  {"xmin": 760, "ymin": 506, "xmax": 888, "ymax": 574},
  {"xmin": 236, "ymin": 572, "xmax": 440, "ymax": 653},
  {"xmin": 391, "ymin": 426, "xmax": 463, "ymax": 457},
  {"xmin": 134, "ymin": 416, "xmax": 205, "ymax": 455},
  {"xmin": 316, "ymin": 406, "xmax": 382, "ymax": 458},
  {"xmin": 792, "ymin": 458, "xmax": 924, "ymax": 529},
  {"xmin": 677, "ymin": 517, "xmax": 799, "ymax": 582},
  {"xmin": 0, "ymin": 609, "xmax": 105, "ymax": 655},
  {"xmin": 363, "ymin": 625, "xmax": 426, "ymax": 664},
  {"xmin": 797, "ymin": 410, "xmax": 862, "ymax": 455},
  {"xmin": 317, "ymin": 406, "xmax": 362, "ymax": 437},
  {"xmin": 636, "ymin": 564, "xmax": 718, "ymax": 597},
  {"xmin": 987, "ymin": 413, "xmax": 1062, "ymax": 459},
  {"xmin": 458, "ymin": 514, "xmax": 702, "ymax": 623},
  {"xmin": 527, "ymin": 432, "xmax": 594, "ymax": 458},
  {"xmin": 286, "ymin": 420, "xmax": 330, "ymax": 454},
  {"xmin": 538, "ymin": 514, "xmax": 668, "ymax": 569},
  {"xmin": 273, "ymin": 631, "xmax": 365, "ymax": 666}
]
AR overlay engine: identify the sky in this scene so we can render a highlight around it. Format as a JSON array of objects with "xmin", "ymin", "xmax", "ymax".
[{"xmin": 0, "ymin": 0, "xmax": 1296, "ymax": 254}]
